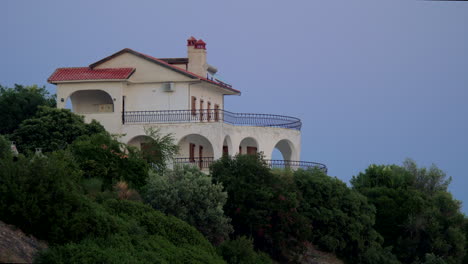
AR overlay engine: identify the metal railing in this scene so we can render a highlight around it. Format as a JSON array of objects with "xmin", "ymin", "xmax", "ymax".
[
  {"xmin": 123, "ymin": 109, "xmax": 302, "ymax": 130},
  {"xmin": 266, "ymin": 159, "xmax": 328, "ymax": 173},
  {"xmin": 173, "ymin": 157, "xmax": 327, "ymax": 173},
  {"xmin": 173, "ymin": 157, "xmax": 215, "ymax": 170}
]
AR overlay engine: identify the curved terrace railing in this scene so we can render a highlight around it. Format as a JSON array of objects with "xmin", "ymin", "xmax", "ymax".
[
  {"xmin": 123, "ymin": 109, "xmax": 302, "ymax": 130},
  {"xmin": 173, "ymin": 157, "xmax": 327, "ymax": 173}
]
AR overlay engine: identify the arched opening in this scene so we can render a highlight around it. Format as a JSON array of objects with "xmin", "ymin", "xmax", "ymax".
[
  {"xmin": 177, "ymin": 134, "xmax": 214, "ymax": 170},
  {"xmin": 272, "ymin": 139, "xmax": 295, "ymax": 161},
  {"xmin": 68, "ymin": 90, "xmax": 114, "ymax": 114},
  {"xmin": 238, "ymin": 137, "xmax": 258, "ymax": 155},
  {"xmin": 127, "ymin": 135, "xmax": 153, "ymax": 150},
  {"xmin": 222, "ymin": 135, "xmax": 233, "ymax": 156}
]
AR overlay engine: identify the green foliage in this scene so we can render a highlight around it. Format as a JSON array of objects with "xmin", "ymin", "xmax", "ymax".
[
  {"xmin": 217, "ymin": 236, "xmax": 273, "ymax": 264},
  {"xmin": 211, "ymin": 154, "xmax": 311, "ymax": 260},
  {"xmin": 0, "ymin": 84, "xmax": 55, "ymax": 135},
  {"xmin": 293, "ymin": 168, "xmax": 399, "ymax": 263},
  {"xmin": 36, "ymin": 199, "xmax": 225, "ymax": 264},
  {"xmin": 69, "ymin": 133, "xmax": 149, "ymax": 189},
  {"xmin": 11, "ymin": 106, "xmax": 105, "ymax": 153},
  {"xmin": 0, "ymin": 151, "xmax": 122, "ymax": 244},
  {"xmin": 351, "ymin": 160, "xmax": 466, "ymax": 264},
  {"xmin": 140, "ymin": 127, "xmax": 179, "ymax": 172},
  {"xmin": 0, "ymin": 134, "xmax": 11, "ymax": 159},
  {"xmin": 143, "ymin": 165, "xmax": 233, "ymax": 244}
]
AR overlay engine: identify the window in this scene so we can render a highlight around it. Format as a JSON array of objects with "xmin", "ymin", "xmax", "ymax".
[
  {"xmin": 191, "ymin": 96, "xmax": 197, "ymax": 116},
  {"xmin": 200, "ymin": 99, "xmax": 204, "ymax": 121},
  {"xmin": 189, "ymin": 143, "xmax": 195, "ymax": 162},
  {"xmin": 207, "ymin": 101, "xmax": 211, "ymax": 121},
  {"xmin": 214, "ymin": 104, "xmax": 220, "ymax": 122}
]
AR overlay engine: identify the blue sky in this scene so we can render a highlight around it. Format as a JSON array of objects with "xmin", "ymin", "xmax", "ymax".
[{"xmin": 2, "ymin": 0, "xmax": 467, "ymax": 213}]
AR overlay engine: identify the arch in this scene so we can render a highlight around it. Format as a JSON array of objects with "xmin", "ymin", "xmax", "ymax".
[
  {"xmin": 271, "ymin": 139, "xmax": 296, "ymax": 161},
  {"xmin": 127, "ymin": 135, "xmax": 153, "ymax": 150},
  {"xmin": 238, "ymin": 137, "xmax": 259, "ymax": 155},
  {"xmin": 68, "ymin": 90, "xmax": 114, "ymax": 114},
  {"xmin": 177, "ymin": 134, "xmax": 214, "ymax": 169},
  {"xmin": 222, "ymin": 135, "xmax": 233, "ymax": 156}
]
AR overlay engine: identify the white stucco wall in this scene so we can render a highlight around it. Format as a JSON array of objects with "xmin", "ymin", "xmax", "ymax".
[
  {"xmin": 121, "ymin": 122, "xmax": 301, "ymax": 161},
  {"xmin": 124, "ymin": 82, "xmax": 189, "ymax": 111},
  {"xmin": 189, "ymin": 82, "xmax": 224, "ymax": 110}
]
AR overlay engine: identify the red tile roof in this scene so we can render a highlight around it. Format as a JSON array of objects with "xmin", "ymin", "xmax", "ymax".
[{"xmin": 48, "ymin": 67, "xmax": 135, "ymax": 83}]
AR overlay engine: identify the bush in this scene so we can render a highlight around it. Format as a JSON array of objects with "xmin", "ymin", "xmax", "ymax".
[
  {"xmin": 352, "ymin": 161, "xmax": 466, "ymax": 264},
  {"xmin": 217, "ymin": 236, "xmax": 273, "ymax": 264},
  {"xmin": 0, "ymin": 151, "xmax": 122, "ymax": 244},
  {"xmin": 293, "ymin": 168, "xmax": 398, "ymax": 263},
  {"xmin": 0, "ymin": 134, "xmax": 11, "ymax": 159},
  {"xmin": 37, "ymin": 199, "xmax": 225, "ymax": 264},
  {"xmin": 11, "ymin": 106, "xmax": 105, "ymax": 153},
  {"xmin": 0, "ymin": 84, "xmax": 55, "ymax": 135},
  {"xmin": 69, "ymin": 133, "xmax": 149, "ymax": 189},
  {"xmin": 143, "ymin": 165, "xmax": 233, "ymax": 244},
  {"xmin": 211, "ymin": 155, "xmax": 310, "ymax": 260}
]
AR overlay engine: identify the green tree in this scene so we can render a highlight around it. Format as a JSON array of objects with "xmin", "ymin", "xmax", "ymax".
[
  {"xmin": 143, "ymin": 165, "xmax": 233, "ymax": 244},
  {"xmin": 217, "ymin": 236, "xmax": 273, "ymax": 264},
  {"xmin": 0, "ymin": 84, "xmax": 55, "ymax": 135},
  {"xmin": 69, "ymin": 133, "xmax": 149, "ymax": 189},
  {"xmin": 0, "ymin": 151, "xmax": 122, "ymax": 244},
  {"xmin": 11, "ymin": 106, "xmax": 105, "ymax": 153},
  {"xmin": 0, "ymin": 135, "xmax": 11, "ymax": 159},
  {"xmin": 211, "ymin": 154, "xmax": 310, "ymax": 261},
  {"xmin": 351, "ymin": 160, "xmax": 466, "ymax": 264},
  {"xmin": 293, "ymin": 168, "xmax": 399, "ymax": 264},
  {"xmin": 139, "ymin": 127, "xmax": 179, "ymax": 173}
]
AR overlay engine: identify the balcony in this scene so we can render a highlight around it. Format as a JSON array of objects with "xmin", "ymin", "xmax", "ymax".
[
  {"xmin": 173, "ymin": 157, "xmax": 328, "ymax": 173},
  {"xmin": 123, "ymin": 109, "xmax": 302, "ymax": 130}
]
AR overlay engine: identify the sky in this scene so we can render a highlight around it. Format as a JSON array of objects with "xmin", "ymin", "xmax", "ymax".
[{"xmin": 2, "ymin": 0, "xmax": 467, "ymax": 212}]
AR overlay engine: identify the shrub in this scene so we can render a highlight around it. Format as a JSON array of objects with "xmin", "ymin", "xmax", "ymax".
[
  {"xmin": 37, "ymin": 199, "xmax": 226, "ymax": 264},
  {"xmin": 0, "ymin": 151, "xmax": 122, "ymax": 244},
  {"xmin": 143, "ymin": 165, "xmax": 233, "ymax": 244},
  {"xmin": 352, "ymin": 161, "xmax": 466, "ymax": 264},
  {"xmin": 293, "ymin": 168, "xmax": 396, "ymax": 263},
  {"xmin": 211, "ymin": 155, "xmax": 310, "ymax": 260},
  {"xmin": 217, "ymin": 236, "xmax": 273, "ymax": 264},
  {"xmin": 69, "ymin": 133, "xmax": 149, "ymax": 189},
  {"xmin": 0, "ymin": 84, "xmax": 55, "ymax": 135},
  {"xmin": 11, "ymin": 106, "xmax": 105, "ymax": 153}
]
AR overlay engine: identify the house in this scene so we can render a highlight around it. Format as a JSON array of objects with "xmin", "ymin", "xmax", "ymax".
[{"xmin": 48, "ymin": 37, "xmax": 326, "ymax": 172}]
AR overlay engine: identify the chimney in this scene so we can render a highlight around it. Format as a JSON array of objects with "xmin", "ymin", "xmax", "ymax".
[{"xmin": 187, "ymin": 36, "xmax": 207, "ymax": 77}]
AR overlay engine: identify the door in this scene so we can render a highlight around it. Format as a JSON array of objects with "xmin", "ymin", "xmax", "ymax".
[
  {"xmin": 198, "ymin": 145, "xmax": 203, "ymax": 169},
  {"xmin": 247, "ymin": 147, "xmax": 257, "ymax": 155},
  {"xmin": 189, "ymin": 143, "xmax": 195, "ymax": 162}
]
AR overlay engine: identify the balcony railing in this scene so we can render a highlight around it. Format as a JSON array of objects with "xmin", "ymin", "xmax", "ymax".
[
  {"xmin": 173, "ymin": 157, "xmax": 327, "ymax": 173},
  {"xmin": 123, "ymin": 109, "xmax": 302, "ymax": 130}
]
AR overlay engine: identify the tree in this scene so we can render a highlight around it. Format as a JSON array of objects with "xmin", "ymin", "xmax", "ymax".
[
  {"xmin": 217, "ymin": 236, "xmax": 273, "ymax": 264},
  {"xmin": 0, "ymin": 135, "xmax": 11, "ymax": 159},
  {"xmin": 11, "ymin": 106, "xmax": 105, "ymax": 153},
  {"xmin": 351, "ymin": 160, "xmax": 466, "ymax": 264},
  {"xmin": 0, "ymin": 151, "xmax": 121, "ymax": 244},
  {"xmin": 293, "ymin": 168, "xmax": 399, "ymax": 264},
  {"xmin": 143, "ymin": 165, "xmax": 233, "ymax": 244},
  {"xmin": 69, "ymin": 133, "xmax": 149, "ymax": 189},
  {"xmin": 139, "ymin": 127, "xmax": 179, "ymax": 173},
  {"xmin": 0, "ymin": 84, "xmax": 55, "ymax": 135},
  {"xmin": 211, "ymin": 154, "xmax": 310, "ymax": 261}
]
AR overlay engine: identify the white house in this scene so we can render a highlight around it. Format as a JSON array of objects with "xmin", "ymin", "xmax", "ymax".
[{"xmin": 48, "ymin": 37, "xmax": 326, "ymax": 172}]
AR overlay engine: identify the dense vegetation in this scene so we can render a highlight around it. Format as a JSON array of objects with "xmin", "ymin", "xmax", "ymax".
[{"xmin": 0, "ymin": 84, "xmax": 467, "ymax": 263}]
